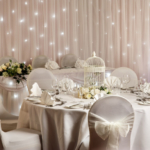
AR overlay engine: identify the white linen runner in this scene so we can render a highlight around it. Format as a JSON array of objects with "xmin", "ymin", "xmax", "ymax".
[{"xmin": 89, "ymin": 113, "xmax": 134, "ymax": 150}]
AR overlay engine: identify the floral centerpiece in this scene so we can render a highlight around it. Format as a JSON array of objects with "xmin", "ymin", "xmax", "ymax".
[
  {"xmin": 0, "ymin": 60, "xmax": 32, "ymax": 84},
  {"xmin": 79, "ymin": 86, "xmax": 111, "ymax": 99}
]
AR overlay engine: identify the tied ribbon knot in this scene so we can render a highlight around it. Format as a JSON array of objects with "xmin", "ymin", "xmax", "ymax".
[
  {"xmin": 95, "ymin": 121, "xmax": 130, "ymax": 150},
  {"xmin": 89, "ymin": 113, "xmax": 134, "ymax": 150}
]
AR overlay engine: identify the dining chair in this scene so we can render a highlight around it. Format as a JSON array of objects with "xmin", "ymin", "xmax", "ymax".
[
  {"xmin": 32, "ymin": 55, "xmax": 48, "ymax": 69},
  {"xmin": 79, "ymin": 95, "xmax": 134, "ymax": 150},
  {"xmin": 111, "ymin": 67, "xmax": 138, "ymax": 88},
  {"xmin": 0, "ymin": 56, "xmax": 18, "ymax": 65},
  {"xmin": 60, "ymin": 54, "xmax": 78, "ymax": 68},
  {"xmin": 27, "ymin": 68, "xmax": 56, "ymax": 93},
  {"xmin": 0, "ymin": 120, "xmax": 42, "ymax": 150}
]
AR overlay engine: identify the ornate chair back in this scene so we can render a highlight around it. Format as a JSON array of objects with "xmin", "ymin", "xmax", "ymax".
[
  {"xmin": 111, "ymin": 67, "xmax": 138, "ymax": 88},
  {"xmin": 27, "ymin": 68, "xmax": 56, "ymax": 93},
  {"xmin": 32, "ymin": 55, "xmax": 48, "ymax": 69},
  {"xmin": 60, "ymin": 54, "xmax": 78, "ymax": 68}
]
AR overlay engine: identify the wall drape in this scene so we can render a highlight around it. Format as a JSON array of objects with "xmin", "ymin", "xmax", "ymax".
[{"xmin": 0, "ymin": 0, "xmax": 150, "ymax": 80}]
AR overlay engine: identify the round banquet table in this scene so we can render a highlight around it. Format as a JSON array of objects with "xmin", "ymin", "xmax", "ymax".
[{"xmin": 17, "ymin": 93, "xmax": 150, "ymax": 150}]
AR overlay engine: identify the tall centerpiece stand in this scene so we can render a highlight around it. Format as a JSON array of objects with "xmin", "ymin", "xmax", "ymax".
[{"xmin": 79, "ymin": 52, "xmax": 110, "ymax": 99}]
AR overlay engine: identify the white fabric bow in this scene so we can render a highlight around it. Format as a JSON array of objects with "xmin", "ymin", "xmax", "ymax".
[{"xmin": 89, "ymin": 113, "xmax": 134, "ymax": 150}]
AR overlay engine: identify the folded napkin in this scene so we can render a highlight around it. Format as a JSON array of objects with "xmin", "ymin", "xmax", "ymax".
[
  {"xmin": 140, "ymin": 82, "xmax": 150, "ymax": 94},
  {"xmin": 75, "ymin": 58, "xmax": 89, "ymax": 69},
  {"xmin": 40, "ymin": 91, "xmax": 55, "ymax": 105},
  {"xmin": 105, "ymin": 76, "xmax": 121, "ymax": 88},
  {"xmin": 45, "ymin": 59, "xmax": 60, "ymax": 70},
  {"xmin": 30, "ymin": 82, "xmax": 42, "ymax": 96}
]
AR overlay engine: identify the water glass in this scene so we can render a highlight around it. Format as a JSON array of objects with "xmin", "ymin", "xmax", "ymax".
[
  {"xmin": 52, "ymin": 80, "xmax": 58, "ymax": 92},
  {"xmin": 122, "ymin": 74, "xmax": 130, "ymax": 92},
  {"xmin": 79, "ymin": 88, "xmax": 83, "ymax": 99},
  {"xmin": 140, "ymin": 78, "xmax": 146, "ymax": 98},
  {"xmin": 113, "ymin": 82, "xmax": 121, "ymax": 95}
]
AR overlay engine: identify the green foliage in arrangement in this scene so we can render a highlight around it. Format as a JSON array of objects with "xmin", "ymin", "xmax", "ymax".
[{"xmin": 0, "ymin": 60, "xmax": 32, "ymax": 84}]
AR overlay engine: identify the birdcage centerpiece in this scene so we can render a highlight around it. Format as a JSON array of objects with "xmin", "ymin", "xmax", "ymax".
[
  {"xmin": 84, "ymin": 51, "xmax": 105, "ymax": 87},
  {"xmin": 78, "ymin": 52, "xmax": 111, "ymax": 99}
]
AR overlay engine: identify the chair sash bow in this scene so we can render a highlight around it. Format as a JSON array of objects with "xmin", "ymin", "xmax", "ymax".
[{"xmin": 89, "ymin": 113, "xmax": 134, "ymax": 150}]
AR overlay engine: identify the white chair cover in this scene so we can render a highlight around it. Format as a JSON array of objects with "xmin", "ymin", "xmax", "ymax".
[
  {"xmin": 111, "ymin": 67, "xmax": 138, "ymax": 88},
  {"xmin": 60, "ymin": 54, "xmax": 78, "ymax": 68},
  {"xmin": 32, "ymin": 55, "xmax": 48, "ymax": 69},
  {"xmin": 79, "ymin": 95, "xmax": 134, "ymax": 150},
  {"xmin": 27, "ymin": 68, "xmax": 56, "ymax": 93},
  {"xmin": 105, "ymin": 76, "xmax": 121, "ymax": 88},
  {"xmin": 0, "ymin": 120, "xmax": 42, "ymax": 150},
  {"xmin": 0, "ymin": 56, "xmax": 17, "ymax": 65},
  {"xmin": 89, "ymin": 112, "xmax": 134, "ymax": 150}
]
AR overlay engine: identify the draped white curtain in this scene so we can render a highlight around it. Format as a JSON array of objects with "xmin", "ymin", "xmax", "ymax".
[{"xmin": 0, "ymin": 0, "xmax": 150, "ymax": 80}]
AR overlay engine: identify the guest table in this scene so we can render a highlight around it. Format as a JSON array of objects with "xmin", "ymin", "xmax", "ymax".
[{"xmin": 17, "ymin": 93, "xmax": 150, "ymax": 150}]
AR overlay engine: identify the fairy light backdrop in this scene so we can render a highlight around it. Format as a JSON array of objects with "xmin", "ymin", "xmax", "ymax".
[{"xmin": 0, "ymin": 0, "xmax": 150, "ymax": 81}]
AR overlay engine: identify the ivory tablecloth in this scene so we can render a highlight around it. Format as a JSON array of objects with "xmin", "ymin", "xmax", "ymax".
[{"xmin": 17, "ymin": 93, "xmax": 150, "ymax": 150}]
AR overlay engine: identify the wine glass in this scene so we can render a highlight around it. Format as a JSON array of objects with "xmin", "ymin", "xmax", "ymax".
[
  {"xmin": 79, "ymin": 88, "xmax": 83, "ymax": 99},
  {"xmin": 52, "ymin": 80, "xmax": 58, "ymax": 94},
  {"xmin": 70, "ymin": 83, "xmax": 77, "ymax": 96},
  {"xmin": 65, "ymin": 83, "xmax": 70, "ymax": 94},
  {"xmin": 140, "ymin": 78, "xmax": 146, "ymax": 98},
  {"xmin": 113, "ymin": 82, "xmax": 121, "ymax": 95},
  {"xmin": 122, "ymin": 74, "xmax": 130, "ymax": 92}
]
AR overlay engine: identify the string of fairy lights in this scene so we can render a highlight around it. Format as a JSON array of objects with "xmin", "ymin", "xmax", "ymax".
[{"xmin": 0, "ymin": 0, "xmax": 149, "ymax": 79}]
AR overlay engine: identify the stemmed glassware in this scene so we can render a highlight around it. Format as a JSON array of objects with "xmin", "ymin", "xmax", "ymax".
[
  {"xmin": 65, "ymin": 83, "xmax": 70, "ymax": 94},
  {"xmin": 122, "ymin": 74, "xmax": 130, "ymax": 93},
  {"xmin": 52, "ymin": 79, "xmax": 58, "ymax": 94},
  {"xmin": 77, "ymin": 84, "xmax": 83, "ymax": 99},
  {"xmin": 113, "ymin": 82, "xmax": 121, "ymax": 95},
  {"xmin": 140, "ymin": 77, "xmax": 146, "ymax": 98},
  {"xmin": 70, "ymin": 83, "xmax": 78, "ymax": 97}
]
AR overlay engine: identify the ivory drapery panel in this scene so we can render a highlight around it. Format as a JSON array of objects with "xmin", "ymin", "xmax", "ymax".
[{"xmin": 0, "ymin": 0, "xmax": 150, "ymax": 80}]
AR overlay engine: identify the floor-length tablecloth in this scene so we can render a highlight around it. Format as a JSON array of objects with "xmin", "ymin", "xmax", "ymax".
[{"xmin": 17, "ymin": 93, "xmax": 150, "ymax": 150}]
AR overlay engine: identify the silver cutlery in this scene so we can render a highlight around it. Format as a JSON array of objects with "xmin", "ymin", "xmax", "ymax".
[{"xmin": 46, "ymin": 101, "xmax": 66, "ymax": 107}]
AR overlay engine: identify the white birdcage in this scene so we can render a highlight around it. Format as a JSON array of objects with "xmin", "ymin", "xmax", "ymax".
[{"xmin": 84, "ymin": 51, "xmax": 105, "ymax": 87}]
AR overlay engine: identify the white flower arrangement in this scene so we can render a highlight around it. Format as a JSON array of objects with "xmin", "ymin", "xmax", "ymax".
[
  {"xmin": 79, "ymin": 86, "xmax": 111, "ymax": 99},
  {"xmin": 0, "ymin": 60, "xmax": 32, "ymax": 84}
]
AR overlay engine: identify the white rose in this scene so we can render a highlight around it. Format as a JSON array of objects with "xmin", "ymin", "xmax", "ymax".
[
  {"xmin": 15, "ymin": 63, "xmax": 20, "ymax": 67},
  {"xmin": 95, "ymin": 89, "xmax": 100, "ymax": 94},
  {"xmin": 5, "ymin": 62, "xmax": 10, "ymax": 67},
  {"xmin": 82, "ymin": 88, "xmax": 89, "ymax": 94},
  {"xmin": 17, "ymin": 68, "xmax": 22, "ymax": 74},
  {"xmin": 85, "ymin": 93, "xmax": 92, "ymax": 99},
  {"xmin": 100, "ymin": 90, "xmax": 107, "ymax": 94},
  {"xmin": 90, "ymin": 89, "xmax": 100, "ymax": 95},
  {"xmin": 2, "ymin": 64, "xmax": 7, "ymax": 70}
]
